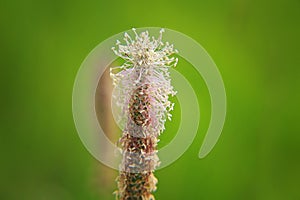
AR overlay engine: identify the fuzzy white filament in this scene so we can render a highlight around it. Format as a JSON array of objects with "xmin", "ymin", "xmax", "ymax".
[{"xmin": 111, "ymin": 28, "xmax": 177, "ymax": 137}]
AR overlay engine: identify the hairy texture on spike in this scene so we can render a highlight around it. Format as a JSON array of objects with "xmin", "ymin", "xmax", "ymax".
[
  {"xmin": 116, "ymin": 172, "xmax": 157, "ymax": 200},
  {"xmin": 129, "ymin": 85, "xmax": 151, "ymax": 127},
  {"xmin": 111, "ymin": 29, "xmax": 177, "ymax": 200}
]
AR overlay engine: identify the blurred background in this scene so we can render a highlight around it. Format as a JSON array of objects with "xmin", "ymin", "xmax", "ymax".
[{"xmin": 1, "ymin": 0, "xmax": 300, "ymax": 199}]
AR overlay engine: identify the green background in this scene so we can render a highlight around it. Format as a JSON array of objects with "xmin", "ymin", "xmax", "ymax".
[{"xmin": 1, "ymin": 0, "xmax": 300, "ymax": 199}]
